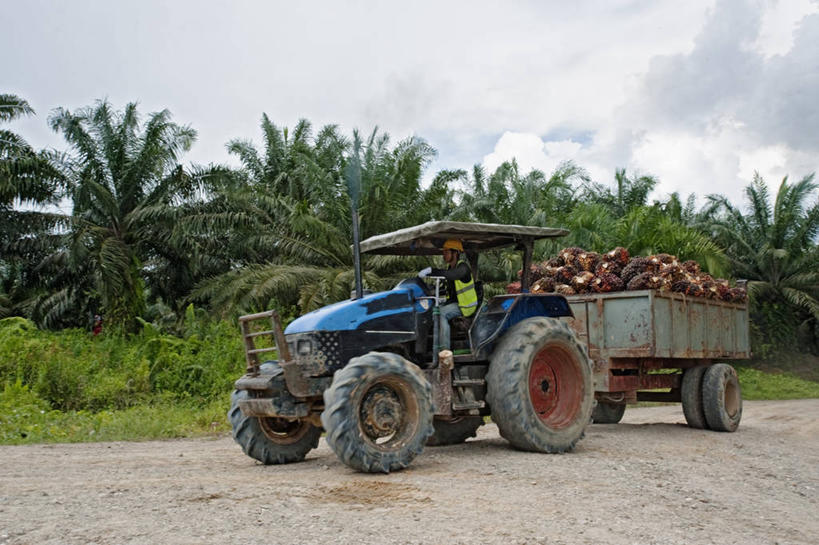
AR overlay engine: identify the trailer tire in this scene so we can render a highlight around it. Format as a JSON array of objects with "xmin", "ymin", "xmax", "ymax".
[
  {"xmin": 702, "ymin": 363, "xmax": 742, "ymax": 432},
  {"xmin": 592, "ymin": 402, "xmax": 626, "ymax": 424},
  {"xmin": 321, "ymin": 352, "xmax": 434, "ymax": 473},
  {"xmin": 228, "ymin": 387, "xmax": 321, "ymax": 465},
  {"xmin": 681, "ymin": 365, "xmax": 709, "ymax": 429},
  {"xmin": 486, "ymin": 317, "xmax": 594, "ymax": 453},
  {"xmin": 426, "ymin": 416, "xmax": 484, "ymax": 446}
]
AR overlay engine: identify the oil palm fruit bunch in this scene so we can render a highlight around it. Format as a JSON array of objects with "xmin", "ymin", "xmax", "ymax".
[
  {"xmin": 554, "ymin": 283, "xmax": 576, "ymax": 296},
  {"xmin": 571, "ymin": 271, "xmax": 595, "ymax": 293},
  {"xmin": 591, "ymin": 273, "xmax": 624, "ymax": 293},
  {"xmin": 604, "ymin": 247, "xmax": 630, "ymax": 266},
  {"xmin": 531, "ymin": 276, "xmax": 555, "ymax": 294},
  {"xmin": 576, "ymin": 251, "xmax": 601, "ymax": 272}
]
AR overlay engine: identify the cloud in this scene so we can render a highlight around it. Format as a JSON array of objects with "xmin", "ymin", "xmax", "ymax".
[{"xmin": 481, "ymin": 0, "xmax": 819, "ymax": 205}]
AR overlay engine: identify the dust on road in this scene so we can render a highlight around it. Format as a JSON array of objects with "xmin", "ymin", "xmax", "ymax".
[{"xmin": 1, "ymin": 399, "xmax": 817, "ymax": 545}]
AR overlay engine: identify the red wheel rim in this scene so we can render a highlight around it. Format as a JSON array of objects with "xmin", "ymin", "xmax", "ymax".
[{"xmin": 528, "ymin": 344, "xmax": 584, "ymax": 429}]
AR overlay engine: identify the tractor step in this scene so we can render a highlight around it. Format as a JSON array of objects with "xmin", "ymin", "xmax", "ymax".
[
  {"xmin": 452, "ymin": 401, "xmax": 485, "ymax": 411},
  {"xmin": 452, "ymin": 378, "xmax": 485, "ymax": 387}
]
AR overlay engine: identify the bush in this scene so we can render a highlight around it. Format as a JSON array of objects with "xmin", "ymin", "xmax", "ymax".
[{"xmin": 0, "ymin": 310, "xmax": 245, "ymax": 411}]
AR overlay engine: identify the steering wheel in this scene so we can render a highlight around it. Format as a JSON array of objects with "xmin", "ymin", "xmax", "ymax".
[{"xmin": 396, "ymin": 277, "xmax": 431, "ymax": 296}]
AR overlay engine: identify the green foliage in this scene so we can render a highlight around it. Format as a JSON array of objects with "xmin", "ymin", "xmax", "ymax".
[
  {"xmin": 0, "ymin": 310, "xmax": 243, "ymax": 410},
  {"xmin": 0, "ymin": 311, "xmax": 241, "ymax": 444},
  {"xmin": 736, "ymin": 366, "xmax": 819, "ymax": 400},
  {"xmin": 708, "ymin": 173, "xmax": 819, "ymax": 353},
  {"xmin": 0, "ymin": 385, "xmax": 230, "ymax": 445}
]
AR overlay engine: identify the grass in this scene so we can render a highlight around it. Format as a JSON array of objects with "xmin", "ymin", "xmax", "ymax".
[
  {"xmin": 735, "ymin": 366, "xmax": 819, "ymax": 400},
  {"xmin": 1, "ymin": 313, "xmax": 817, "ymax": 446},
  {"xmin": 1, "ymin": 380, "xmax": 231, "ymax": 445}
]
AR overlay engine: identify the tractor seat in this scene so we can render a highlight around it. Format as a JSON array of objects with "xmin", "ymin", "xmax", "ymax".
[{"xmin": 450, "ymin": 315, "xmax": 474, "ymax": 337}]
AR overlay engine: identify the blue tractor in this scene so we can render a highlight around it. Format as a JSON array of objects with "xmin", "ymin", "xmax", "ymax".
[{"xmin": 229, "ymin": 221, "xmax": 595, "ymax": 473}]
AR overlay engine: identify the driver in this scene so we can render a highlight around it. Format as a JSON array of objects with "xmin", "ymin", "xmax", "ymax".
[{"xmin": 418, "ymin": 239, "xmax": 478, "ymax": 351}]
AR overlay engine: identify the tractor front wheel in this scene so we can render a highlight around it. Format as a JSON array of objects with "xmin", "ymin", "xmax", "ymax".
[
  {"xmin": 228, "ymin": 389, "xmax": 321, "ymax": 465},
  {"xmin": 321, "ymin": 352, "xmax": 434, "ymax": 473}
]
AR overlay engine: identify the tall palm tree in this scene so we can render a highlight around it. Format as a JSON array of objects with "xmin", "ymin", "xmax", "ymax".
[
  {"xmin": 189, "ymin": 119, "xmax": 444, "ymax": 316},
  {"xmin": 708, "ymin": 173, "xmax": 819, "ymax": 348},
  {"xmin": 44, "ymin": 100, "xmax": 197, "ymax": 329},
  {"xmin": 0, "ymin": 94, "xmax": 65, "ymax": 319}
]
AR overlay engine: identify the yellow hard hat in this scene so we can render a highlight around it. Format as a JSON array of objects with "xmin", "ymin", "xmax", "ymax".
[{"xmin": 443, "ymin": 239, "xmax": 464, "ymax": 252}]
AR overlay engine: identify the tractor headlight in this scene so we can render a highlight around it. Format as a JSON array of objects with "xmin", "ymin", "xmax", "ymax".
[{"xmin": 297, "ymin": 339, "xmax": 312, "ymax": 356}]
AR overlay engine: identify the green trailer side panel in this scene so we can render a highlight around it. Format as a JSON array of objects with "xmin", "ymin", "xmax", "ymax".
[{"xmin": 565, "ymin": 290, "xmax": 750, "ymax": 361}]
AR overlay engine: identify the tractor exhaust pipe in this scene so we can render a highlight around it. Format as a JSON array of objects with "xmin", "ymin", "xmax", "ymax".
[{"xmin": 351, "ymin": 207, "xmax": 363, "ymax": 300}]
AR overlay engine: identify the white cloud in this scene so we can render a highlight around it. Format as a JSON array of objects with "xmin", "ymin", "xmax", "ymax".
[
  {"xmin": 478, "ymin": 0, "xmax": 819, "ymax": 207},
  {"xmin": 3, "ymin": 0, "xmax": 817, "ymax": 211}
]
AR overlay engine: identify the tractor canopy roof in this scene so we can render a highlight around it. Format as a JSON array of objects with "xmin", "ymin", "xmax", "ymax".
[{"xmin": 359, "ymin": 221, "xmax": 568, "ymax": 256}]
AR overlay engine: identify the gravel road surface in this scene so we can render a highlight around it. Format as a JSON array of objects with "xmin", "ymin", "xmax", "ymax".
[{"xmin": 1, "ymin": 399, "xmax": 817, "ymax": 545}]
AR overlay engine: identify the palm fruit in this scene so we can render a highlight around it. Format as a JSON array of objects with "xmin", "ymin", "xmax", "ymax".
[
  {"xmin": 546, "ymin": 256, "xmax": 564, "ymax": 268},
  {"xmin": 591, "ymin": 273, "xmax": 624, "ymax": 293},
  {"xmin": 671, "ymin": 280, "xmax": 705, "ymax": 297},
  {"xmin": 627, "ymin": 272, "xmax": 670, "ymax": 291},
  {"xmin": 531, "ymin": 276, "xmax": 555, "ymax": 294},
  {"xmin": 659, "ymin": 263, "xmax": 686, "ymax": 283},
  {"xmin": 652, "ymin": 253, "xmax": 678, "ymax": 265},
  {"xmin": 555, "ymin": 265, "xmax": 578, "ymax": 284},
  {"xmin": 559, "ymin": 247, "xmax": 584, "ymax": 268},
  {"xmin": 681, "ymin": 260, "xmax": 701, "ymax": 275},
  {"xmin": 620, "ymin": 257, "xmax": 649, "ymax": 285},
  {"xmin": 543, "ymin": 265, "xmax": 562, "ymax": 278},
  {"xmin": 728, "ymin": 287, "xmax": 747, "ymax": 302},
  {"xmin": 517, "ymin": 264, "xmax": 545, "ymax": 283},
  {"xmin": 571, "ymin": 271, "xmax": 595, "ymax": 293},
  {"xmin": 577, "ymin": 251, "xmax": 601, "ymax": 272},
  {"xmin": 714, "ymin": 279, "xmax": 732, "ymax": 301},
  {"xmin": 604, "ymin": 247, "xmax": 630, "ymax": 266},
  {"xmin": 595, "ymin": 260, "xmax": 623, "ymax": 277},
  {"xmin": 554, "ymin": 283, "xmax": 576, "ymax": 296},
  {"xmin": 506, "ymin": 281, "xmax": 521, "ymax": 294}
]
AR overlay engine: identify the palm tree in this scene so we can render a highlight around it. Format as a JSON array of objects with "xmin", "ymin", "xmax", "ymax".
[
  {"xmin": 44, "ymin": 100, "xmax": 197, "ymax": 330},
  {"xmin": 188, "ymin": 119, "xmax": 444, "ymax": 316},
  {"xmin": 0, "ymin": 94, "xmax": 65, "ymax": 319},
  {"xmin": 581, "ymin": 167, "xmax": 657, "ymax": 217},
  {"xmin": 708, "ymin": 173, "xmax": 819, "ymax": 349}
]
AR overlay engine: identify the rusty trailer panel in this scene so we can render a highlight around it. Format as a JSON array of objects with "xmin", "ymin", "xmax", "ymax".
[
  {"xmin": 565, "ymin": 290, "xmax": 750, "ymax": 361},
  {"xmin": 564, "ymin": 290, "xmax": 750, "ymax": 396}
]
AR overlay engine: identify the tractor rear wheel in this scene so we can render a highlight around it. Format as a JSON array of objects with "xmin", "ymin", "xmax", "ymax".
[
  {"xmin": 321, "ymin": 352, "xmax": 434, "ymax": 473},
  {"xmin": 592, "ymin": 401, "xmax": 626, "ymax": 424},
  {"xmin": 702, "ymin": 363, "xmax": 742, "ymax": 432},
  {"xmin": 426, "ymin": 416, "xmax": 484, "ymax": 446},
  {"xmin": 486, "ymin": 317, "xmax": 593, "ymax": 453}
]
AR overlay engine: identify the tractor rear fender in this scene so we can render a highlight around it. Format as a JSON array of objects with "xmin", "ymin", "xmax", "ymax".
[{"xmin": 470, "ymin": 294, "xmax": 573, "ymax": 359}]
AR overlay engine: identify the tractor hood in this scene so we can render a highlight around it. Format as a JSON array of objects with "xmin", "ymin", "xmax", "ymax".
[{"xmin": 284, "ymin": 282, "xmax": 428, "ymax": 335}]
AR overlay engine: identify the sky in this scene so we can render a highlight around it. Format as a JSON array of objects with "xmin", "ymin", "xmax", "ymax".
[{"xmin": 4, "ymin": 0, "xmax": 819, "ymax": 208}]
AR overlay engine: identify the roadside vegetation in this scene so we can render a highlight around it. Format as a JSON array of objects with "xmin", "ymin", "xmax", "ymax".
[{"xmin": 2, "ymin": 94, "xmax": 818, "ymax": 444}]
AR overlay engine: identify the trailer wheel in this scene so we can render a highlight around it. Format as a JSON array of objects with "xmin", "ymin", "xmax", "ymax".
[
  {"xmin": 426, "ymin": 416, "xmax": 484, "ymax": 446},
  {"xmin": 321, "ymin": 352, "xmax": 434, "ymax": 473},
  {"xmin": 228, "ymin": 389, "xmax": 321, "ymax": 465},
  {"xmin": 592, "ymin": 402, "xmax": 626, "ymax": 424},
  {"xmin": 681, "ymin": 365, "xmax": 709, "ymax": 429},
  {"xmin": 702, "ymin": 363, "xmax": 742, "ymax": 432},
  {"xmin": 486, "ymin": 317, "xmax": 594, "ymax": 453}
]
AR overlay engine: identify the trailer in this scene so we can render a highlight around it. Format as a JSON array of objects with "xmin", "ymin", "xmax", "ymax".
[{"xmin": 565, "ymin": 289, "xmax": 749, "ymax": 431}]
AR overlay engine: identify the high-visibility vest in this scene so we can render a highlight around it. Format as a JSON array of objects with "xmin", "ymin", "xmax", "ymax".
[{"xmin": 454, "ymin": 260, "xmax": 478, "ymax": 317}]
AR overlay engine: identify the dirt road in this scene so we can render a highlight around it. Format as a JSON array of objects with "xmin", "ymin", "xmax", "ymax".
[{"xmin": 1, "ymin": 399, "xmax": 817, "ymax": 545}]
